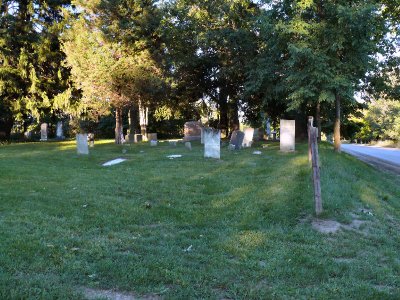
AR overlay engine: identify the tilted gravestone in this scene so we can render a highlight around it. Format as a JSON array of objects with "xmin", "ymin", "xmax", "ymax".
[
  {"xmin": 242, "ymin": 128, "xmax": 255, "ymax": 148},
  {"xmin": 40, "ymin": 123, "xmax": 48, "ymax": 141},
  {"xmin": 76, "ymin": 134, "xmax": 89, "ymax": 154},
  {"xmin": 280, "ymin": 119, "xmax": 295, "ymax": 152},
  {"xmin": 204, "ymin": 128, "xmax": 220, "ymax": 159},
  {"xmin": 184, "ymin": 121, "xmax": 202, "ymax": 141},
  {"xmin": 230, "ymin": 130, "xmax": 245, "ymax": 150}
]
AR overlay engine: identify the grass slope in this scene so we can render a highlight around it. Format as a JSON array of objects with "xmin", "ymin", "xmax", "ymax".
[{"xmin": 0, "ymin": 140, "xmax": 399, "ymax": 299}]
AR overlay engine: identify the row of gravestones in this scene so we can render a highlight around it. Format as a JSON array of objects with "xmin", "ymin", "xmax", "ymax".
[
  {"xmin": 198, "ymin": 120, "xmax": 296, "ymax": 159},
  {"xmin": 75, "ymin": 120, "xmax": 295, "ymax": 156},
  {"xmin": 39, "ymin": 122, "xmax": 65, "ymax": 141}
]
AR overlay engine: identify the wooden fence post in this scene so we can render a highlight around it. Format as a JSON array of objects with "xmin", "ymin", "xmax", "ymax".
[
  {"xmin": 311, "ymin": 127, "xmax": 323, "ymax": 215},
  {"xmin": 308, "ymin": 116, "xmax": 313, "ymax": 162}
]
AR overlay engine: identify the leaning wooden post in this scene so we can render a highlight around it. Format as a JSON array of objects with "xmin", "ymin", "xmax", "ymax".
[
  {"xmin": 307, "ymin": 116, "xmax": 314, "ymax": 162},
  {"xmin": 311, "ymin": 127, "xmax": 323, "ymax": 215}
]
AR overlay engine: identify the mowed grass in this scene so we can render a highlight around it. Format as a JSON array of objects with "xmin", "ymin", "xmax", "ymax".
[{"xmin": 0, "ymin": 139, "xmax": 399, "ymax": 299}]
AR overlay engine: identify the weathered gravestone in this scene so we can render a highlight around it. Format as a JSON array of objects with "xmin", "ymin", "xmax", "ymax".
[
  {"xmin": 147, "ymin": 133, "xmax": 157, "ymax": 141},
  {"xmin": 280, "ymin": 119, "xmax": 295, "ymax": 152},
  {"xmin": 125, "ymin": 134, "xmax": 135, "ymax": 143},
  {"xmin": 242, "ymin": 128, "xmax": 255, "ymax": 148},
  {"xmin": 230, "ymin": 130, "xmax": 245, "ymax": 150},
  {"xmin": 56, "ymin": 121, "xmax": 64, "ymax": 140},
  {"xmin": 204, "ymin": 128, "xmax": 220, "ymax": 159},
  {"xmin": 76, "ymin": 134, "xmax": 89, "ymax": 154},
  {"xmin": 185, "ymin": 142, "xmax": 192, "ymax": 150},
  {"xmin": 88, "ymin": 133, "xmax": 95, "ymax": 147},
  {"xmin": 184, "ymin": 121, "xmax": 202, "ymax": 141},
  {"xmin": 40, "ymin": 123, "xmax": 48, "ymax": 141},
  {"xmin": 134, "ymin": 134, "xmax": 143, "ymax": 143},
  {"xmin": 150, "ymin": 140, "xmax": 157, "ymax": 146}
]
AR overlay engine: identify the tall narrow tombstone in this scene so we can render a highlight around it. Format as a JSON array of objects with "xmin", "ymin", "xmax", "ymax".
[
  {"xmin": 204, "ymin": 128, "xmax": 220, "ymax": 159},
  {"xmin": 242, "ymin": 128, "xmax": 255, "ymax": 148},
  {"xmin": 40, "ymin": 123, "xmax": 48, "ymax": 141},
  {"xmin": 266, "ymin": 118, "xmax": 271, "ymax": 139},
  {"xmin": 184, "ymin": 121, "xmax": 202, "ymax": 141},
  {"xmin": 280, "ymin": 119, "xmax": 295, "ymax": 151},
  {"xmin": 76, "ymin": 134, "xmax": 89, "ymax": 154},
  {"xmin": 56, "ymin": 121, "xmax": 64, "ymax": 139},
  {"xmin": 230, "ymin": 130, "xmax": 245, "ymax": 150}
]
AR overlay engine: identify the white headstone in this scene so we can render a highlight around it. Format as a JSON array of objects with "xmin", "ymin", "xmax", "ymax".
[
  {"xmin": 204, "ymin": 128, "xmax": 220, "ymax": 159},
  {"xmin": 56, "ymin": 121, "xmax": 64, "ymax": 139},
  {"xmin": 40, "ymin": 123, "xmax": 48, "ymax": 141},
  {"xmin": 76, "ymin": 134, "xmax": 89, "ymax": 154},
  {"xmin": 185, "ymin": 142, "xmax": 192, "ymax": 150},
  {"xmin": 242, "ymin": 128, "xmax": 255, "ymax": 148},
  {"xmin": 280, "ymin": 119, "xmax": 295, "ymax": 152},
  {"xmin": 150, "ymin": 140, "xmax": 157, "ymax": 146}
]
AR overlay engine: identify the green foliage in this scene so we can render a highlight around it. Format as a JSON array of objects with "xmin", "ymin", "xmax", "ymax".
[
  {"xmin": 358, "ymin": 99, "xmax": 400, "ymax": 141},
  {"xmin": 0, "ymin": 0, "xmax": 74, "ymax": 138}
]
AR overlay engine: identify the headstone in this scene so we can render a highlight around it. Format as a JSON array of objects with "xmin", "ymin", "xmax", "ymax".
[
  {"xmin": 56, "ymin": 121, "xmax": 64, "ymax": 139},
  {"xmin": 185, "ymin": 142, "xmax": 192, "ymax": 150},
  {"xmin": 266, "ymin": 118, "xmax": 271, "ymax": 136},
  {"xmin": 280, "ymin": 119, "xmax": 295, "ymax": 151},
  {"xmin": 242, "ymin": 128, "xmax": 255, "ymax": 148},
  {"xmin": 204, "ymin": 128, "xmax": 220, "ymax": 159},
  {"xmin": 76, "ymin": 134, "xmax": 89, "ymax": 154},
  {"xmin": 150, "ymin": 140, "xmax": 157, "ymax": 146},
  {"xmin": 147, "ymin": 133, "xmax": 157, "ymax": 141},
  {"xmin": 134, "ymin": 134, "xmax": 143, "ymax": 143},
  {"xmin": 88, "ymin": 133, "xmax": 95, "ymax": 147},
  {"xmin": 230, "ymin": 130, "xmax": 245, "ymax": 150},
  {"xmin": 169, "ymin": 140, "xmax": 177, "ymax": 147},
  {"xmin": 40, "ymin": 123, "xmax": 48, "ymax": 141},
  {"xmin": 125, "ymin": 134, "xmax": 135, "ymax": 143},
  {"xmin": 200, "ymin": 127, "xmax": 205, "ymax": 144},
  {"xmin": 184, "ymin": 121, "xmax": 202, "ymax": 141}
]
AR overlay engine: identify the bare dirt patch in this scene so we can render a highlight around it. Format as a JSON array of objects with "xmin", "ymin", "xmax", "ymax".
[
  {"xmin": 312, "ymin": 218, "xmax": 369, "ymax": 234},
  {"xmin": 82, "ymin": 287, "xmax": 161, "ymax": 300},
  {"xmin": 312, "ymin": 219, "xmax": 342, "ymax": 234}
]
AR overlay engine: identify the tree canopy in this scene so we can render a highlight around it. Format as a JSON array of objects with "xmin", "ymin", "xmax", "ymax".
[{"xmin": 0, "ymin": 0, "xmax": 398, "ymax": 144}]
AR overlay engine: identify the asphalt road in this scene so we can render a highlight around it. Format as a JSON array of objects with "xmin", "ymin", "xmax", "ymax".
[{"xmin": 341, "ymin": 144, "xmax": 400, "ymax": 175}]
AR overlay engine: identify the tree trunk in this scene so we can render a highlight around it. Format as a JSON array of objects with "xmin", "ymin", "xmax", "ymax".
[
  {"xmin": 115, "ymin": 108, "xmax": 122, "ymax": 144},
  {"xmin": 218, "ymin": 86, "xmax": 229, "ymax": 137},
  {"xmin": 128, "ymin": 103, "xmax": 139, "ymax": 135},
  {"xmin": 334, "ymin": 92, "xmax": 341, "ymax": 152},
  {"xmin": 139, "ymin": 104, "xmax": 148, "ymax": 139},
  {"xmin": 316, "ymin": 101, "xmax": 321, "ymax": 142},
  {"xmin": 229, "ymin": 98, "xmax": 240, "ymax": 133}
]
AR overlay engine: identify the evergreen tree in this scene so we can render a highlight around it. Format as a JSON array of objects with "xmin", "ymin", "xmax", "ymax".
[{"xmin": 0, "ymin": 0, "xmax": 73, "ymax": 139}]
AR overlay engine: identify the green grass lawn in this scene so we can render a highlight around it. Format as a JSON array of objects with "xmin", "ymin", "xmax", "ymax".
[{"xmin": 0, "ymin": 140, "xmax": 399, "ymax": 299}]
